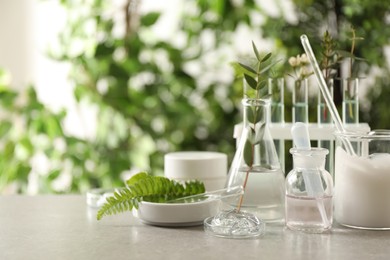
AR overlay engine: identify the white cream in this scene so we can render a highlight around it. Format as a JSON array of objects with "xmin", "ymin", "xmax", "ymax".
[{"xmin": 335, "ymin": 147, "xmax": 390, "ymax": 229}]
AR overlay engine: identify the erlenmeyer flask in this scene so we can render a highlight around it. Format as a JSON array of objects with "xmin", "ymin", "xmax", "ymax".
[{"xmin": 226, "ymin": 97, "xmax": 285, "ymax": 223}]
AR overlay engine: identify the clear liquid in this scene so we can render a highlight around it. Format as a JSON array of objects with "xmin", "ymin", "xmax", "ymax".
[
  {"xmin": 317, "ymin": 103, "xmax": 332, "ymax": 124},
  {"xmin": 271, "ymin": 103, "xmax": 284, "ymax": 123},
  {"xmin": 235, "ymin": 168, "xmax": 285, "ymax": 223},
  {"xmin": 342, "ymin": 100, "xmax": 358, "ymax": 124},
  {"xmin": 285, "ymin": 194, "xmax": 333, "ymax": 233},
  {"xmin": 293, "ymin": 102, "xmax": 308, "ymax": 123}
]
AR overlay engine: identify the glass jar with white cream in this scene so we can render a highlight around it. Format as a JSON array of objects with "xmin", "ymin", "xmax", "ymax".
[{"xmin": 334, "ymin": 130, "xmax": 390, "ymax": 230}]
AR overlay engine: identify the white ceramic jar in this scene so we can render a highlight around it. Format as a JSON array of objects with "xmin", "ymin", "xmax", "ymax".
[{"xmin": 164, "ymin": 151, "xmax": 227, "ymax": 191}]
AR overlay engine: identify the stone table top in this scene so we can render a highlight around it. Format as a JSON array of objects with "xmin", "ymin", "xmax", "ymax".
[{"xmin": 1, "ymin": 195, "xmax": 389, "ymax": 260}]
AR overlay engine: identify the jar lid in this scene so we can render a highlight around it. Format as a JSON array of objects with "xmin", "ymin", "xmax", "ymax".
[{"xmin": 164, "ymin": 151, "xmax": 227, "ymax": 179}]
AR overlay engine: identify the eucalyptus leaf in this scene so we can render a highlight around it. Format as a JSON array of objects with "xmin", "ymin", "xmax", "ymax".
[
  {"xmin": 244, "ymin": 74, "xmax": 257, "ymax": 90},
  {"xmin": 260, "ymin": 59, "xmax": 282, "ymax": 74},
  {"xmin": 243, "ymin": 140, "xmax": 254, "ymax": 167},
  {"xmin": 254, "ymin": 123, "xmax": 266, "ymax": 145},
  {"xmin": 252, "ymin": 41, "xmax": 261, "ymax": 61},
  {"xmin": 261, "ymin": 52, "xmax": 272, "ymax": 63},
  {"xmin": 246, "ymin": 126, "xmax": 256, "ymax": 144},
  {"xmin": 230, "ymin": 62, "xmax": 255, "ymax": 78},
  {"xmin": 238, "ymin": 62, "xmax": 257, "ymax": 74},
  {"xmin": 247, "ymin": 106, "xmax": 261, "ymax": 124},
  {"xmin": 257, "ymin": 79, "xmax": 267, "ymax": 90}
]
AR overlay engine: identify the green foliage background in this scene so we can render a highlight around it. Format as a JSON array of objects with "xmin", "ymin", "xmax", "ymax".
[{"xmin": 0, "ymin": 0, "xmax": 389, "ymax": 193}]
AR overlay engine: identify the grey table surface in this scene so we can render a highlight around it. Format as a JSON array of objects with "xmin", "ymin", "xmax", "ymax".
[{"xmin": 1, "ymin": 195, "xmax": 390, "ymax": 260}]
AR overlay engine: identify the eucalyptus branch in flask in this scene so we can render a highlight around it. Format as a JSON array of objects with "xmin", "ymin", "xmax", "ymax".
[{"xmin": 234, "ymin": 41, "xmax": 280, "ymax": 212}]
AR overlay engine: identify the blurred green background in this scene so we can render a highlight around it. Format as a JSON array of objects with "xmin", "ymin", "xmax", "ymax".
[{"xmin": 0, "ymin": 0, "xmax": 389, "ymax": 194}]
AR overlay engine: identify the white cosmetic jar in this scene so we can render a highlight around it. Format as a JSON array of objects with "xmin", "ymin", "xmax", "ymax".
[{"xmin": 164, "ymin": 151, "xmax": 227, "ymax": 191}]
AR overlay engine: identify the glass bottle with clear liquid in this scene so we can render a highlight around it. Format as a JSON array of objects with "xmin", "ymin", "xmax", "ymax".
[
  {"xmin": 226, "ymin": 98, "xmax": 285, "ymax": 223},
  {"xmin": 285, "ymin": 148, "xmax": 333, "ymax": 233}
]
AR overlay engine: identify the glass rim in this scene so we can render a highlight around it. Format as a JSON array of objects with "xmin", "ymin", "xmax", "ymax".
[
  {"xmin": 242, "ymin": 97, "xmax": 271, "ymax": 106},
  {"xmin": 335, "ymin": 76, "xmax": 365, "ymax": 80},
  {"xmin": 289, "ymin": 147, "xmax": 329, "ymax": 156},
  {"xmin": 334, "ymin": 130, "xmax": 390, "ymax": 140}
]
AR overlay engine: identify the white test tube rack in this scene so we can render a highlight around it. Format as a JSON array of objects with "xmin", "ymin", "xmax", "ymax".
[{"xmin": 233, "ymin": 122, "xmax": 371, "ymax": 176}]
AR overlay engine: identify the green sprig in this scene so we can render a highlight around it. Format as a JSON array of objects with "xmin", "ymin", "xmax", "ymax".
[
  {"xmin": 97, "ymin": 172, "xmax": 205, "ymax": 220},
  {"xmin": 320, "ymin": 30, "xmax": 342, "ymax": 82},
  {"xmin": 234, "ymin": 41, "xmax": 279, "ymax": 99},
  {"xmin": 232, "ymin": 41, "xmax": 278, "ymax": 213}
]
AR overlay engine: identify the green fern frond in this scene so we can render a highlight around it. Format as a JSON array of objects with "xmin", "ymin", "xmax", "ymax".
[{"xmin": 97, "ymin": 172, "xmax": 205, "ymax": 220}]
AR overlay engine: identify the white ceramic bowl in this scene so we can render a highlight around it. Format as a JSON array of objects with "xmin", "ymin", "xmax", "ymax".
[
  {"xmin": 134, "ymin": 199, "xmax": 220, "ymax": 227},
  {"xmin": 164, "ymin": 151, "xmax": 227, "ymax": 191}
]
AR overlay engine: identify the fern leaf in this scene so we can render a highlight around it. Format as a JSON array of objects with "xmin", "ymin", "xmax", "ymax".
[
  {"xmin": 97, "ymin": 172, "xmax": 205, "ymax": 220},
  {"xmin": 126, "ymin": 171, "xmax": 150, "ymax": 186}
]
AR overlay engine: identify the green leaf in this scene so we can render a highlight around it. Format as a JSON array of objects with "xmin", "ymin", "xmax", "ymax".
[
  {"xmin": 243, "ymin": 139, "xmax": 253, "ymax": 167},
  {"xmin": 261, "ymin": 52, "xmax": 272, "ymax": 63},
  {"xmin": 252, "ymin": 41, "xmax": 261, "ymax": 61},
  {"xmin": 238, "ymin": 62, "xmax": 256, "ymax": 74},
  {"xmin": 258, "ymin": 87, "xmax": 269, "ymax": 98},
  {"xmin": 230, "ymin": 62, "xmax": 255, "ymax": 79},
  {"xmin": 140, "ymin": 12, "xmax": 161, "ymax": 27},
  {"xmin": 244, "ymin": 74, "xmax": 257, "ymax": 90},
  {"xmin": 247, "ymin": 106, "xmax": 262, "ymax": 124},
  {"xmin": 257, "ymin": 79, "xmax": 267, "ymax": 91},
  {"xmin": 260, "ymin": 59, "xmax": 281, "ymax": 74},
  {"xmin": 254, "ymin": 123, "xmax": 266, "ymax": 145},
  {"xmin": 126, "ymin": 171, "xmax": 150, "ymax": 186}
]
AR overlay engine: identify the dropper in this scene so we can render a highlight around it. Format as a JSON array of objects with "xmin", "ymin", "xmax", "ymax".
[
  {"xmin": 291, "ymin": 122, "xmax": 330, "ymax": 228},
  {"xmin": 300, "ymin": 34, "xmax": 355, "ymax": 155}
]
